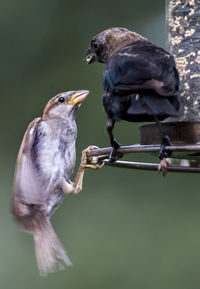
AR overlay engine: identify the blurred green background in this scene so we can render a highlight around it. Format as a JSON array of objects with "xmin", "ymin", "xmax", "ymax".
[{"xmin": 1, "ymin": 0, "xmax": 200, "ymax": 288}]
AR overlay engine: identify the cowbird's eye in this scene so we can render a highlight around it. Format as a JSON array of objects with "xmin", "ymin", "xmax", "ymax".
[
  {"xmin": 92, "ymin": 42, "xmax": 98, "ymax": 50},
  {"xmin": 58, "ymin": 97, "xmax": 65, "ymax": 103}
]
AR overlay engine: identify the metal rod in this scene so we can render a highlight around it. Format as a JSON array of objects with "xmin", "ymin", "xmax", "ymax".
[
  {"xmin": 104, "ymin": 160, "xmax": 200, "ymax": 173},
  {"xmin": 87, "ymin": 144, "xmax": 200, "ymax": 157}
]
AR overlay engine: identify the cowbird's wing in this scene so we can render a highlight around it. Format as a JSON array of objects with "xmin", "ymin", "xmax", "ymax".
[
  {"xmin": 12, "ymin": 117, "xmax": 45, "ymax": 207},
  {"xmin": 103, "ymin": 41, "xmax": 179, "ymax": 97}
]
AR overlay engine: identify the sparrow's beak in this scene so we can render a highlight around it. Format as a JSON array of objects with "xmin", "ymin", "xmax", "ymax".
[
  {"xmin": 84, "ymin": 47, "xmax": 96, "ymax": 64},
  {"xmin": 68, "ymin": 90, "xmax": 89, "ymax": 106}
]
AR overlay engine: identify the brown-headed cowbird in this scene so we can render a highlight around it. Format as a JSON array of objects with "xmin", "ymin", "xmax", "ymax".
[
  {"xmin": 12, "ymin": 90, "xmax": 94, "ymax": 275},
  {"xmin": 85, "ymin": 27, "xmax": 179, "ymax": 171}
]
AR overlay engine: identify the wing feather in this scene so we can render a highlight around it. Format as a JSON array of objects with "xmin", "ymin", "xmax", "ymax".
[
  {"xmin": 13, "ymin": 117, "xmax": 44, "ymax": 206},
  {"xmin": 103, "ymin": 41, "xmax": 179, "ymax": 96}
]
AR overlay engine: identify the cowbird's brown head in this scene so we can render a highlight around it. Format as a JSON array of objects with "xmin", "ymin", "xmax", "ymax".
[
  {"xmin": 85, "ymin": 27, "xmax": 147, "ymax": 64},
  {"xmin": 42, "ymin": 90, "xmax": 89, "ymax": 120}
]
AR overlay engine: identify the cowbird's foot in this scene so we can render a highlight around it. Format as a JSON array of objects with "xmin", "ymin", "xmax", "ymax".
[
  {"xmin": 158, "ymin": 135, "xmax": 172, "ymax": 160},
  {"xmin": 109, "ymin": 148, "xmax": 123, "ymax": 162},
  {"xmin": 158, "ymin": 158, "xmax": 171, "ymax": 176},
  {"xmin": 158, "ymin": 135, "xmax": 172, "ymax": 176},
  {"xmin": 109, "ymin": 139, "xmax": 123, "ymax": 162}
]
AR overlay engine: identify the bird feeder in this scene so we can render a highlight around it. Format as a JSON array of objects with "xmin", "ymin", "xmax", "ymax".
[
  {"xmin": 86, "ymin": 0, "xmax": 200, "ymax": 173},
  {"xmin": 139, "ymin": 0, "xmax": 200, "ymax": 169}
]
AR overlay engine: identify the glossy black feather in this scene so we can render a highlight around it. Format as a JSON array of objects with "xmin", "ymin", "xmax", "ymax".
[{"xmin": 103, "ymin": 40, "xmax": 179, "ymax": 122}]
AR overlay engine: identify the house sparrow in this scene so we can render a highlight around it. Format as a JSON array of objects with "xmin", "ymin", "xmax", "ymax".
[
  {"xmin": 11, "ymin": 90, "xmax": 97, "ymax": 275},
  {"xmin": 85, "ymin": 27, "xmax": 180, "ymax": 174}
]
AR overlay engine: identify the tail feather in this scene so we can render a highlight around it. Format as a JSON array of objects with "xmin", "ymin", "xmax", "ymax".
[
  {"xmin": 124, "ymin": 94, "xmax": 179, "ymax": 121},
  {"xmin": 103, "ymin": 90, "xmax": 179, "ymax": 122},
  {"xmin": 12, "ymin": 201, "xmax": 71, "ymax": 276},
  {"xmin": 33, "ymin": 217, "xmax": 71, "ymax": 276},
  {"xmin": 143, "ymin": 94, "xmax": 179, "ymax": 117}
]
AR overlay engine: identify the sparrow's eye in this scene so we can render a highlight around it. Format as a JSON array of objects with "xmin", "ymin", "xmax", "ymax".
[{"xmin": 58, "ymin": 97, "xmax": 65, "ymax": 103}]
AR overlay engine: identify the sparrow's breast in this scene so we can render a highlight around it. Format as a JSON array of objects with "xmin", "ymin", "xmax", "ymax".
[{"xmin": 32, "ymin": 119, "xmax": 77, "ymax": 196}]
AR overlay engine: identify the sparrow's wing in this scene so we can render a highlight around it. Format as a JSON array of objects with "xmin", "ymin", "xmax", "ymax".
[
  {"xmin": 13, "ymin": 117, "xmax": 44, "ymax": 206},
  {"xmin": 103, "ymin": 42, "xmax": 179, "ymax": 97}
]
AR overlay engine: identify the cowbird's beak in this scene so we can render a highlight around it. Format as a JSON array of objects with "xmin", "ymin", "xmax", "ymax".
[
  {"xmin": 68, "ymin": 90, "xmax": 89, "ymax": 106},
  {"xmin": 84, "ymin": 47, "xmax": 96, "ymax": 64}
]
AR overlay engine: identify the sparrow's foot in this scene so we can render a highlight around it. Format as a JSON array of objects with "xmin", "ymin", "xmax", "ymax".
[
  {"xmin": 81, "ymin": 145, "xmax": 104, "ymax": 169},
  {"xmin": 109, "ymin": 139, "xmax": 123, "ymax": 162},
  {"xmin": 68, "ymin": 146, "xmax": 104, "ymax": 195},
  {"xmin": 158, "ymin": 158, "xmax": 171, "ymax": 176}
]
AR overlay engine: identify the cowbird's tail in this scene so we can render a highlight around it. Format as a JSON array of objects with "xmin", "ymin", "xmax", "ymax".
[
  {"xmin": 103, "ymin": 91, "xmax": 179, "ymax": 122},
  {"xmin": 125, "ymin": 93, "xmax": 179, "ymax": 121},
  {"xmin": 143, "ymin": 94, "xmax": 179, "ymax": 118},
  {"xmin": 33, "ymin": 215, "xmax": 72, "ymax": 276}
]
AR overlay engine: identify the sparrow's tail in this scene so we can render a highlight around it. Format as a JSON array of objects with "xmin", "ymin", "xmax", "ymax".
[
  {"xmin": 11, "ymin": 200, "xmax": 72, "ymax": 276},
  {"xmin": 33, "ymin": 215, "xmax": 72, "ymax": 276}
]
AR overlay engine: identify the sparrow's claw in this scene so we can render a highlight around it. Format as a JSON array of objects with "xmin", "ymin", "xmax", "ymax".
[
  {"xmin": 81, "ymin": 146, "xmax": 104, "ymax": 169},
  {"xmin": 72, "ymin": 146, "xmax": 103, "ymax": 195},
  {"xmin": 158, "ymin": 158, "xmax": 171, "ymax": 176}
]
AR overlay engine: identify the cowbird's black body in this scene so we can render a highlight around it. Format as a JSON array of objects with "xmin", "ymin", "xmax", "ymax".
[
  {"xmin": 103, "ymin": 40, "xmax": 179, "ymax": 122},
  {"xmin": 85, "ymin": 27, "xmax": 180, "ymax": 163}
]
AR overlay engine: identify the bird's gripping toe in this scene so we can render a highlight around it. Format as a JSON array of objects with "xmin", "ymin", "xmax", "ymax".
[
  {"xmin": 109, "ymin": 139, "xmax": 123, "ymax": 162},
  {"xmin": 72, "ymin": 146, "xmax": 104, "ymax": 195},
  {"xmin": 158, "ymin": 135, "xmax": 172, "ymax": 160},
  {"xmin": 158, "ymin": 158, "xmax": 171, "ymax": 176},
  {"xmin": 158, "ymin": 135, "xmax": 172, "ymax": 176},
  {"xmin": 81, "ymin": 146, "xmax": 104, "ymax": 169}
]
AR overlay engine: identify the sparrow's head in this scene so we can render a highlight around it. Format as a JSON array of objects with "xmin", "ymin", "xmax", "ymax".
[
  {"xmin": 42, "ymin": 90, "xmax": 89, "ymax": 120},
  {"xmin": 85, "ymin": 27, "xmax": 146, "ymax": 64}
]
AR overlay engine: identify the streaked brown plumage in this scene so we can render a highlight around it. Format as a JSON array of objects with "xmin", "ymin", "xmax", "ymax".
[{"xmin": 12, "ymin": 90, "xmax": 89, "ymax": 275}]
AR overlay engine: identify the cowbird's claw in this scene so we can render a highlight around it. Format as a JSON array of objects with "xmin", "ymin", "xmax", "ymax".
[
  {"xmin": 109, "ymin": 139, "xmax": 123, "ymax": 162},
  {"xmin": 158, "ymin": 135, "xmax": 172, "ymax": 160},
  {"xmin": 109, "ymin": 148, "xmax": 123, "ymax": 162},
  {"xmin": 158, "ymin": 135, "xmax": 172, "ymax": 176},
  {"xmin": 158, "ymin": 158, "xmax": 171, "ymax": 176}
]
